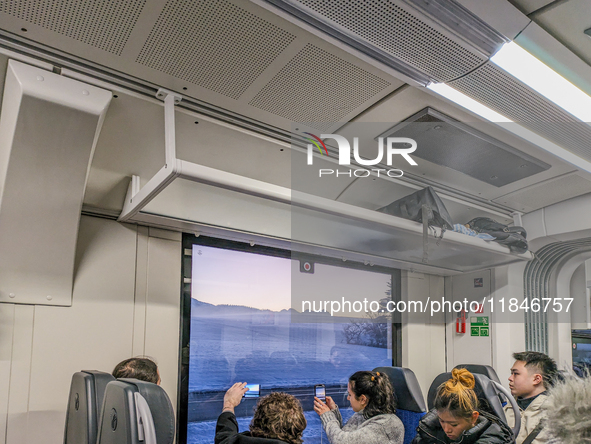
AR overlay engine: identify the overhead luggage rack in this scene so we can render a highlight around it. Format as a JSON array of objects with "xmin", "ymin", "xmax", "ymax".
[{"xmin": 117, "ymin": 90, "xmax": 532, "ymax": 275}]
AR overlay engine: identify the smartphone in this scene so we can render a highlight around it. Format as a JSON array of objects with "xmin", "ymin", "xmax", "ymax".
[
  {"xmin": 314, "ymin": 384, "xmax": 326, "ymax": 401},
  {"xmin": 243, "ymin": 383, "xmax": 260, "ymax": 398}
]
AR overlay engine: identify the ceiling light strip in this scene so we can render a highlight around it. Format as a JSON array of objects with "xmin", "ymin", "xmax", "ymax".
[{"xmin": 491, "ymin": 42, "xmax": 591, "ymax": 123}]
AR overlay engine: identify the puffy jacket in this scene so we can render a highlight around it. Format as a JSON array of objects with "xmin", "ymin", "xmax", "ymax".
[
  {"xmin": 411, "ymin": 409, "xmax": 514, "ymax": 444},
  {"xmin": 504, "ymin": 393, "xmax": 548, "ymax": 444}
]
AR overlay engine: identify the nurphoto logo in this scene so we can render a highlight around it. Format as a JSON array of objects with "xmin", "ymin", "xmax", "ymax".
[{"xmin": 304, "ymin": 133, "xmax": 418, "ymax": 178}]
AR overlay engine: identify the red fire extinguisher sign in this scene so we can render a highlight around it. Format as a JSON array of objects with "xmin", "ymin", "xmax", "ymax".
[{"xmin": 456, "ymin": 309, "xmax": 466, "ymax": 334}]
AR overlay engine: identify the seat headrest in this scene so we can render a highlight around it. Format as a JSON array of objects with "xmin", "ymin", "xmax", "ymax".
[
  {"xmin": 427, "ymin": 372, "xmax": 451, "ymax": 411},
  {"xmin": 427, "ymin": 372, "xmax": 506, "ymax": 422},
  {"xmin": 454, "ymin": 364, "xmax": 501, "ymax": 384},
  {"xmin": 97, "ymin": 379, "xmax": 175, "ymax": 444},
  {"xmin": 373, "ymin": 366, "xmax": 427, "ymax": 413},
  {"xmin": 64, "ymin": 371, "xmax": 116, "ymax": 444}
]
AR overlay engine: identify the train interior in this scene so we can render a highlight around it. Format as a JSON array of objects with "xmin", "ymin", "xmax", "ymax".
[{"xmin": 1, "ymin": 0, "xmax": 591, "ymax": 443}]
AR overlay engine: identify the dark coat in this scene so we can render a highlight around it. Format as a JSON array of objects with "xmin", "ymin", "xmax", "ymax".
[
  {"xmin": 215, "ymin": 412, "xmax": 291, "ymax": 444},
  {"xmin": 411, "ymin": 410, "xmax": 515, "ymax": 444}
]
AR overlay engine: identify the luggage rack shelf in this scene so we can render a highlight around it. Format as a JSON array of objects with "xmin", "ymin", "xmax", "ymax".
[{"xmin": 117, "ymin": 90, "xmax": 532, "ymax": 276}]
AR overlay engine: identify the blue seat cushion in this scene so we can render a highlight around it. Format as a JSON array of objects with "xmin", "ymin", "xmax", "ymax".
[{"xmin": 396, "ymin": 409, "xmax": 426, "ymax": 444}]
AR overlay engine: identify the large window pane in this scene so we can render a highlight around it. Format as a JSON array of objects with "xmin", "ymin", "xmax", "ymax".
[{"xmin": 186, "ymin": 243, "xmax": 395, "ymax": 444}]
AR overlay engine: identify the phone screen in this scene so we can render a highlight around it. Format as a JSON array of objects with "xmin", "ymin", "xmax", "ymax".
[
  {"xmin": 314, "ymin": 384, "xmax": 326, "ymax": 400},
  {"xmin": 244, "ymin": 384, "xmax": 260, "ymax": 398}
]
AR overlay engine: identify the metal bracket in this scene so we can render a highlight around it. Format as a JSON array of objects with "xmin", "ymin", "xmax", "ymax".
[
  {"xmin": 118, "ymin": 89, "xmax": 183, "ymax": 221},
  {"xmin": 155, "ymin": 88, "xmax": 182, "ymax": 104},
  {"xmin": 511, "ymin": 211, "xmax": 523, "ymax": 227}
]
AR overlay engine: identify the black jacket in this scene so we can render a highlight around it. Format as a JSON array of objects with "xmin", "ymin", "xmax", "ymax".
[
  {"xmin": 215, "ymin": 412, "xmax": 291, "ymax": 444},
  {"xmin": 411, "ymin": 410, "xmax": 515, "ymax": 444}
]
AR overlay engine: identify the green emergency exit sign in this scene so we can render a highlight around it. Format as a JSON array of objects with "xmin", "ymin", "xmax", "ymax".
[{"xmin": 470, "ymin": 316, "xmax": 489, "ymax": 336}]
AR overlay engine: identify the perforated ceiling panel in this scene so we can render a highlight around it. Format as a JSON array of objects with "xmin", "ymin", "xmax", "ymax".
[
  {"xmin": 493, "ymin": 173, "xmax": 591, "ymax": 211},
  {"xmin": 449, "ymin": 62, "xmax": 591, "ymax": 163},
  {"xmin": 381, "ymin": 108, "xmax": 550, "ymax": 187},
  {"xmin": 136, "ymin": 0, "xmax": 296, "ymax": 100},
  {"xmin": 291, "ymin": 0, "xmax": 487, "ymax": 82},
  {"xmin": 249, "ymin": 44, "xmax": 390, "ymax": 131},
  {"xmin": 0, "ymin": 0, "xmax": 146, "ymax": 55}
]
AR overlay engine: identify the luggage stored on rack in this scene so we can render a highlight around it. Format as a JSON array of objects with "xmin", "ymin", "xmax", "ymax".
[
  {"xmin": 466, "ymin": 217, "xmax": 528, "ymax": 254},
  {"xmin": 377, "ymin": 186, "xmax": 453, "ymax": 230},
  {"xmin": 377, "ymin": 186, "xmax": 453, "ymax": 263}
]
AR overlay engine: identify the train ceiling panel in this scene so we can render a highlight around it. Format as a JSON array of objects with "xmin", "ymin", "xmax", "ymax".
[
  {"xmin": 523, "ymin": 0, "xmax": 591, "ymax": 68},
  {"xmin": 265, "ymin": 0, "xmax": 505, "ymax": 83},
  {"xmin": 0, "ymin": 0, "xmax": 146, "ymax": 55},
  {"xmin": 135, "ymin": 0, "xmax": 297, "ymax": 100},
  {"xmin": 247, "ymin": 44, "xmax": 391, "ymax": 130},
  {"xmin": 0, "ymin": 0, "xmax": 402, "ymax": 133},
  {"xmin": 344, "ymin": 86, "xmax": 575, "ymax": 195},
  {"xmin": 507, "ymin": 0, "xmax": 553, "ymax": 16},
  {"xmin": 492, "ymin": 172, "xmax": 591, "ymax": 213},
  {"xmin": 381, "ymin": 107, "xmax": 550, "ymax": 187}
]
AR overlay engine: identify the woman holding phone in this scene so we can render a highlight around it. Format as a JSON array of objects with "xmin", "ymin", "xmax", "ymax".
[{"xmin": 314, "ymin": 370, "xmax": 404, "ymax": 444}]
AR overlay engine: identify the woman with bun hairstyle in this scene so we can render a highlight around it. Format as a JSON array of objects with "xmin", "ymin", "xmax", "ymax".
[
  {"xmin": 313, "ymin": 370, "xmax": 404, "ymax": 444},
  {"xmin": 412, "ymin": 369, "xmax": 514, "ymax": 444}
]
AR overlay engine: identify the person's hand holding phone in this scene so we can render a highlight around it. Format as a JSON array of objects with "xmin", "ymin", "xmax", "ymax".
[
  {"xmin": 222, "ymin": 382, "xmax": 249, "ymax": 413},
  {"xmin": 325, "ymin": 396, "xmax": 337, "ymax": 410},
  {"xmin": 314, "ymin": 397, "xmax": 331, "ymax": 416}
]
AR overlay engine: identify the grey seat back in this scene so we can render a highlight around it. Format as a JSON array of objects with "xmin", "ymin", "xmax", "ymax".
[
  {"xmin": 96, "ymin": 379, "xmax": 175, "ymax": 444},
  {"xmin": 454, "ymin": 364, "xmax": 501, "ymax": 383},
  {"xmin": 64, "ymin": 370, "xmax": 116, "ymax": 444},
  {"xmin": 373, "ymin": 366, "xmax": 427, "ymax": 444},
  {"xmin": 373, "ymin": 366, "xmax": 426, "ymax": 412}
]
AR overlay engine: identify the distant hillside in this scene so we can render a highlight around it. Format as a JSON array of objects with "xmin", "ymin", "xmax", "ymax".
[{"xmin": 190, "ymin": 298, "xmax": 366, "ymax": 323}]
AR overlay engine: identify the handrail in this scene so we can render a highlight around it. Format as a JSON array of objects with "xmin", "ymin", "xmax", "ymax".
[{"xmin": 492, "ymin": 381, "xmax": 521, "ymax": 438}]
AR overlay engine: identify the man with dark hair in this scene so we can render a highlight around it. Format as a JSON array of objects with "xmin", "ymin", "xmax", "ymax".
[
  {"xmin": 504, "ymin": 351, "xmax": 558, "ymax": 444},
  {"xmin": 215, "ymin": 382, "xmax": 306, "ymax": 444},
  {"xmin": 112, "ymin": 357, "xmax": 161, "ymax": 385}
]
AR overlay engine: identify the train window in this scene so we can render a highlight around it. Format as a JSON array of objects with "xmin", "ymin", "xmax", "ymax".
[
  {"xmin": 179, "ymin": 235, "xmax": 401, "ymax": 444},
  {"xmin": 572, "ymin": 330, "xmax": 591, "ymax": 376}
]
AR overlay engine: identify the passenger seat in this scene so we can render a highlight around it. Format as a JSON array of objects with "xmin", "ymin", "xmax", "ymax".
[
  {"xmin": 64, "ymin": 370, "xmax": 116, "ymax": 444},
  {"xmin": 453, "ymin": 364, "xmax": 501, "ymax": 383},
  {"xmin": 373, "ymin": 366, "xmax": 427, "ymax": 444},
  {"xmin": 96, "ymin": 378, "xmax": 175, "ymax": 444}
]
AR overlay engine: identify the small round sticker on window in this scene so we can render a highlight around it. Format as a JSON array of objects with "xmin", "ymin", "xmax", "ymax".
[{"xmin": 300, "ymin": 261, "xmax": 314, "ymax": 274}]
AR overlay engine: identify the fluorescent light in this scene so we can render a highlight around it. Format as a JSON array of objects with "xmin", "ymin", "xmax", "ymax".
[
  {"xmin": 427, "ymin": 82, "xmax": 591, "ymax": 174},
  {"xmin": 491, "ymin": 41, "xmax": 591, "ymax": 122},
  {"xmin": 427, "ymin": 83, "xmax": 511, "ymax": 123}
]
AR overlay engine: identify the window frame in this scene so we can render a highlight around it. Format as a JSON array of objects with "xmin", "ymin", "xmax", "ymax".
[{"xmin": 177, "ymin": 233, "xmax": 402, "ymax": 444}]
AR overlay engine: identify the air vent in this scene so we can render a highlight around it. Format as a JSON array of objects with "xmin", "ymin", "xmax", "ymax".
[
  {"xmin": 0, "ymin": 0, "xmax": 146, "ymax": 55},
  {"xmin": 379, "ymin": 108, "xmax": 550, "ymax": 187},
  {"xmin": 449, "ymin": 62, "xmax": 591, "ymax": 164},
  {"xmin": 136, "ymin": 0, "xmax": 296, "ymax": 100},
  {"xmin": 266, "ymin": 0, "xmax": 498, "ymax": 82},
  {"xmin": 249, "ymin": 44, "xmax": 391, "ymax": 131},
  {"xmin": 493, "ymin": 173, "xmax": 591, "ymax": 211}
]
